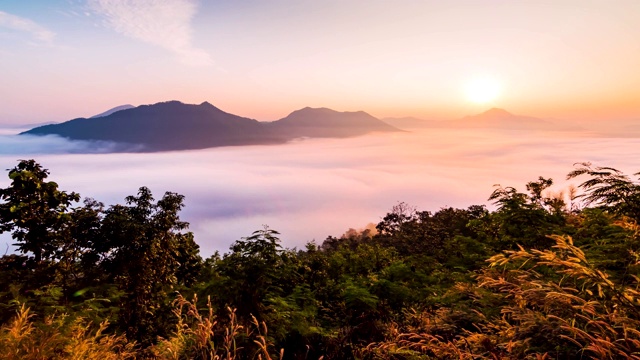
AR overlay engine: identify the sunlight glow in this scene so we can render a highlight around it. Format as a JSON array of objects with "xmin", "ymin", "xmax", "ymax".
[{"xmin": 464, "ymin": 76, "xmax": 502, "ymax": 104}]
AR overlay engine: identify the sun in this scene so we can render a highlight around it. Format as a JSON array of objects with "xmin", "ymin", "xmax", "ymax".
[{"xmin": 464, "ymin": 76, "xmax": 502, "ymax": 104}]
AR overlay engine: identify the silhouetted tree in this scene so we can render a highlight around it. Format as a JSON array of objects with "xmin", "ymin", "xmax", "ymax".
[{"xmin": 568, "ymin": 162, "xmax": 640, "ymax": 220}]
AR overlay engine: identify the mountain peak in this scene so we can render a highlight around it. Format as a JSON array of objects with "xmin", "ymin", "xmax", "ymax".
[
  {"xmin": 199, "ymin": 101, "xmax": 223, "ymax": 111},
  {"xmin": 91, "ymin": 104, "xmax": 135, "ymax": 118},
  {"xmin": 158, "ymin": 100, "xmax": 184, "ymax": 105},
  {"xmin": 480, "ymin": 108, "xmax": 513, "ymax": 117},
  {"xmin": 449, "ymin": 107, "xmax": 552, "ymax": 130},
  {"xmin": 296, "ymin": 107, "xmax": 335, "ymax": 113}
]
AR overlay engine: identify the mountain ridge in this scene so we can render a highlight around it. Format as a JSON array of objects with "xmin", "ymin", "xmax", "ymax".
[
  {"xmin": 450, "ymin": 107, "xmax": 551, "ymax": 129},
  {"xmin": 22, "ymin": 101, "xmax": 401, "ymax": 152},
  {"xmin": 382, "ymin": 107, "xmax": 581, "ymax": 131}
]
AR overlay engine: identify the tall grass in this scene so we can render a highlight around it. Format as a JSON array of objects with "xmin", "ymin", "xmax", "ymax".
[
  {"xmin": 1, "ymin": 295, "xmax": 286, "ymax": 360},
  {"xmin": 151, "ymin": 294, "xmax": 283, "ymax": 360},
  {"xmin": 365, "ymin": 233, "xmax": 640, "ymax": 359},
  {"xmin": 0, "ymin": 304, "xmax": 136, "ymax": 360}
]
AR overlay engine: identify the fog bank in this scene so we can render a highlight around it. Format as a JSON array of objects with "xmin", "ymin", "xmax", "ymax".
[{"xmin": 1, "ymin": 129, "xmax": 638, "ymax": 255}]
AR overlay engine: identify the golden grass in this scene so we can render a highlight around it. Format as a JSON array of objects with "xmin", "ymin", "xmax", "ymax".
[
  {"xmin": 151, "ymin": 294, "xmax": 285, "ymax": 360},
  {"xmin": 0, "ymin": 304, "xmax": 136, "ymax": 360},
  {"xmin": 365, "ymin": 232, "xmax": 640, "ymax": 359}
]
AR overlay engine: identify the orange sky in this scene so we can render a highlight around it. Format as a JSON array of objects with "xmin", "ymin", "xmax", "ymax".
[{"xmin": 1, "ymin": 0, "xmax": 639, "ymax": 125}]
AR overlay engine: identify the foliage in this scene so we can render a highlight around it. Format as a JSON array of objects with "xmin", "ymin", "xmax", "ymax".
[
  {"xmin": 569, "ymin": 162, "xmax": 640, "ymax": 220},
  {"xmin": 0, "ymin": 304, "xmax": 136, "ymax": 360},
  {"xmin": 0, "ymin": 160, "xmax": 202, "ymax": 347},
  {"xmin": 98, "ymin": 186, "xmax": 202, "ymax": 344},
  {"xmin": 365, "ymin": 233, "xmax": 640, "ymax": 359},
  {"xmin": 0, "ymin": 160, "xmax": 80, "ymax": 264},
  {"xmin": 211, "ymin": 227, "xmax": 288, "ymax": 321},
  {"xmin": 2, "ymin": 159, "xmax": 640, "ymax": 359},
  {"xmin": 151, "ymin": 293, "xmax": 286, "ymax": 360}
]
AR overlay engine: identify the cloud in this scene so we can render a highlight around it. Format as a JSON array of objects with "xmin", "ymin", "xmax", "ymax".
[
  {"xmin": 2, "ymin": 128, "xmax": 639, "ymax": 256},
  {"xmin": 87, "ymin": 0, "xmax": 212, "ymax": 66},
  {"xmin": 0, "ymin": 134, "xmax": 140, "ymax": 154},
  {"xmin": 0, "ymin": 11, "xmax": 55, "ymax": 45}
]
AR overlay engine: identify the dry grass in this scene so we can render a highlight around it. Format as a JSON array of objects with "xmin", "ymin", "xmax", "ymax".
[
  {"xmin": 0, "ymin": 294, "xmax": 288, "ymax": 360},
  {"xmin": 365, "ymin": 233, "xmax": 640, "ymax": 359},
  {"xmin": 151, "ymin": 294, "xmax": 238, "ymax": 359},
  {"xmin": 250, "ymin": 315, "xmax": 283, "ymax": 360},
  {"xmin": 151, "ymin": 293, "xmax": 285, "ymax": 360},
  {"xmin": 0, "ymin": 304, "xmax": 136, "ymax": 360}
]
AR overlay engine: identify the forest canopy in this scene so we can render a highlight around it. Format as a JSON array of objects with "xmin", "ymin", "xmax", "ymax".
[{"xmin": 1, "ymin": 160, "xmax": 639, "ymax": 359}]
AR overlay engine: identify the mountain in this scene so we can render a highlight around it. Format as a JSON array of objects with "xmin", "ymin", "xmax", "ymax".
[
  {"xmin": 438, "ymin": 108, "xmax": 582, "ymax": 131},
  {"xmin": 22, "ymin": 101, "xmax": 401, "ymax": 151},
  {"xmin": 269, "ymin": 107, "xmax": 399, "ymax": 138},
  {"xmin": 90, "ymin": 104, "xmax": 135, "ymax": 118},
  {"xmin": 23, "ymin": 101, "xmax": 272, "ymax": 151},
  {"xmin": 382, "ymin": 109, "xmax": 583, "ymax": 131},
  {"xmin": 442, "ymin": 108, "xmax": 554, "ymax": 130}
]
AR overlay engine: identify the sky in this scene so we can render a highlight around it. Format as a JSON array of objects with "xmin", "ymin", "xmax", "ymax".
[
  {"xmin": 1, "ymin": 1, "xmax": 640, "ymax": 255},
  {"xmin": 1, "ymin": 0, "xmax": 640, "ymax": 125}
]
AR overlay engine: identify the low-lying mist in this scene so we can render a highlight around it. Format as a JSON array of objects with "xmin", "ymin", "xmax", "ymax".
[
  {"xmin": 1, "ymin": 128, "xmax": 638, "ymax": 255},
  {"xmin": 0, "ymin": 133, "xmax": 138, "ymax": 154}
]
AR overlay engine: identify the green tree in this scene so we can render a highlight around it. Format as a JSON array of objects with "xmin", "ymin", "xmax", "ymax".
[
  {"xmin": 0, "ymin": 160, "xmax": 79, "ymax": 264},
  {"xmin": 488, "ymin": 181, "xmax": 559, "ymax": 249},
  {"xmin": 98, "ymin": 187, "xmax": 202, "ymax": 344},
  {"xmin": 214, "ymin": 227, "xmax": 287, "ymax": 321},
  {"xmin": 0, "ymin": 160, "xmax": 96, "ymax": 313}
]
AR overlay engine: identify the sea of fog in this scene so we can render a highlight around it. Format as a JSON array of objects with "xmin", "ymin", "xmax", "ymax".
[{"xmin": 1, "ymin": 128, "xmax": 638, "ymax": 256}]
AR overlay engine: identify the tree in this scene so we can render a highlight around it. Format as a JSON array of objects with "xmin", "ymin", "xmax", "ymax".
[
  {"xmin": 568, "ymin": 162, "xmax": 640, "ymax": 220},
  {"xmin": 375, "ymin": 203, "xmax": 487, "ymax": 259},
  {"xmin": 214, "ymin": 227, "xmax": 288, "ymax": 321},
  {"xmin": 0, "ymin": 160, "xmax": 79, "ymax": 263},
  {"xmin": 98, "ymin": 187, "xmax": 202, "ymax": 344},
  {"xmin": 375, "ymin": 202, "xmax": 417, "ymax": 237},
  {"xmin": 488, "ymin": 181, "xmax": 560, "ymax": 249},
  {"xmin": 525, "ymin": 176, "xmax": 553, "ymax": 206}
]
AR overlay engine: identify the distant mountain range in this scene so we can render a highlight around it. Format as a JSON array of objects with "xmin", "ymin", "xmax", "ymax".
[
  {"xmin": 384, "ymin": 108, "xmax": 582, "ymax": 131},
  {"xmin": 22, "ymin": 101, "xmax": 399, "ymax": 151},
  {"xmin": 445, "ymin": 108, "xmax": 564, "ymax": 130},
  {"xmin": 20, "ymin": 102, "xmax": 584, "ymax": 152}
]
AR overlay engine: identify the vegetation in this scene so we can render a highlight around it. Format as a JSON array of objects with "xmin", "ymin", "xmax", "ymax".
[{"xmin": 1, "ymin": 159, "xmax": 640, "ymax": 359}]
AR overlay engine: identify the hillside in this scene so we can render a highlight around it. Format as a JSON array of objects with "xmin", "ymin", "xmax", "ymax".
[{"xmin": 1, "ymin": 160, "xmax": 639, "ymax": 358}]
